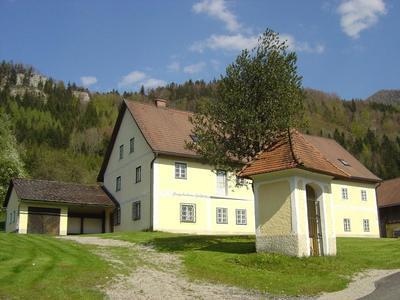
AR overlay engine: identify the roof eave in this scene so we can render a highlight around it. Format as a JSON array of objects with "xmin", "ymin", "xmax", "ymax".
[{"xmin": 20, "ymin": 198, "xmax": 116, "ymax": 208}]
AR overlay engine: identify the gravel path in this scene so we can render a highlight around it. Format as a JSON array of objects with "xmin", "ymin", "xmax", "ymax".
[
  {"xmin": 60, "ymin": 236, "xmax": 398, "ymax": 300},
  {"xmin": 60, "ymin": 236, "xmax": 284, "ymax": 300},
  {"xmin": 317, "ymin": 269, "xmax": 400, "ymax": 300}
]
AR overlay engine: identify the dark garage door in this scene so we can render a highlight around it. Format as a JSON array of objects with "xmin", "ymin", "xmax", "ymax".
[{"xmin": 27, "ymin": 207, "xmax": 61, "ymax": 234}]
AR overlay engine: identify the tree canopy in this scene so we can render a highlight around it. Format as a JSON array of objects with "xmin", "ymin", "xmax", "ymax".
[
  {"xmin": 187, "ymin": 29, "xmax": 305, "ymax": 171},
  {"xmin": 0, "ymin": 112, "xmax": 26, "ymax": 207}
]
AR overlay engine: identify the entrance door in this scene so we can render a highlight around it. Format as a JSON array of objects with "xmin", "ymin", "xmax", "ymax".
[
  {"xmin": 27, "ymin": 207, "xmax": 61, "ymax": 234},
  {"xmin": 306, "ymin": 186, "xmax": 323, "ymax": 256}
]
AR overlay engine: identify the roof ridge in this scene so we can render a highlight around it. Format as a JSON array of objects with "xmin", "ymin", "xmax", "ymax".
[
  {"xmin": 13, "ymin": 177, "xmax": 101, "ymax": 188},
  {"xmin": 126, "ymin": 99, "xmax": 194, "ymax": 116},
  {"xmin": 288, "ymin": 128, "xmax": 302, "ymax": 166},
  {"xmin": 296, "ymin": 131, "xmax": 351, "ymax": 178}
]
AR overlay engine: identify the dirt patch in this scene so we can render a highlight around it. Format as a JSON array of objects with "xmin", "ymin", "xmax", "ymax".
[{"xmin": 59, "ymin": 236, "xmax": 297, "ymax": 300}]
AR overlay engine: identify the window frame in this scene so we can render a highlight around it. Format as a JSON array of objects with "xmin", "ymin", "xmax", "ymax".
[
  {"xmin": 344, "ymin": 218, "xmax": 351, "ymax": 232},
  {"xmin": 175, "ymin": 162, "xmax": 187, "ymax": 179},
  {"xmin": 361, "ymin": 190, "xmax": 367, "ymax": 201},
  {"xmin": 132, "ymin": 201, "xmax": 141, "ymax": 221},
  {"xmin": 180, "ymin": 203, "xmax": 196, "ymax": 223},
  {"xmin": 235, "ymin": 209, "xmax": 247, "ymax": 225},
  {"xmin": 341, "ymin": 187, "xmax": 348, "ymax": 200},
  {"xmin": 119, "ymin": 144, "xmax": 124, "ymax": 160},
  {"xmin": 135, "ymin": 166, "xmax": 142, "ymax": 183},
  {"xmin": 216, "ymin": 170, "xmax": 227, "ymax": 196},
  {"xmin": 116, "ymin": 176, "xmax": 121, "ymax": 192},
  {"xmin": 130, "ymin": 137, "xmax": 135, "ymax": 153},
  {"xmin": 363, "ymin": 219, "xmax": 370, "ymax": 232},
  {"xmin": 216, "ymin": 207, "xmax": 228, "ymax": 224}
]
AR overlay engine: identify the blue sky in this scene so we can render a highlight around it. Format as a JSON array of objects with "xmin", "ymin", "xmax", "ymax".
[{"xmin": 0, "ymin": 0, "xmax": 398, "ymax": 99}]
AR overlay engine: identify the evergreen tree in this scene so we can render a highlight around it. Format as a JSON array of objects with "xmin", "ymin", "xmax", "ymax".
[{"xmin": 187, "ymin": 29, "xmax": 304, "ymax": 170}]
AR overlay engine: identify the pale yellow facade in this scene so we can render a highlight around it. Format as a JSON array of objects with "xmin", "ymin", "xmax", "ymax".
[
  {"xmin": 331, "ymin": 181, "xmax": 380, "ymax": 237},
  {"xmin": 153, "ymin": 157, "xmax": 254, "ymax": 234},
  {"xmin": 5, "ymin": 190, "xmax": 69, "ymax": 235},
  {"xmin": 103, "ymin": 108, "xmax": 255, "ymax": 234},
  {"xmin": 103, "ymin": 108, "xmax": 154, "ymax": 232},
  {"xmin": 252, "ymin": 169, "xmax": 337, "ymax": 256}
]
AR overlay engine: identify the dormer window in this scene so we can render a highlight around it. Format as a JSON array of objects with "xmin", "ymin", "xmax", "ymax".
[{"xmin": 338, "ymin": 158, "xmax": 350, "ymax": 166}]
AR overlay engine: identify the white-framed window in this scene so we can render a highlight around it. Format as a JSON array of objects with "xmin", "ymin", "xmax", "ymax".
[
  {"xmin": 180, "ymin": 204, "xmax": 195, "ymax": 223},
  {"xmin": 9, "ymin": 213, "xmax": 12, "ymax": 224},
  {"xmin": 119, "ymin": 144, "xmax": 124, "ymax": 160},
  {"xmin": 216, "ymin": 208, "xmax": 228, "ymax": 224},
  {"xmin": 136, "ymin": 166, "xmax": 141, "ymax": 183},
  {"xmin": 344, "ymin": 218, "xmax": 351, "ymax": 232},
  {"xmin": 341, "ymin": 187, "xmax": 348, "ymax": 200},
  {"xmin": 175, "ymin": 162, "xmax": 187, "ymax": 179},
  {"xmin": 236, "ymin": 209, "xmax": 247, "ymax": 225},
  {"xmin": 216, "ymin": 170, "xmax": 227, "ymax": 195},
  {"xmin": 130, "ymin": 137, "xmax": 135, "ymax": 153},
  {"xmin": 132, "ymin": 201, "xmax": 141, "ymax": 221},
  {"xmin": 116, "ymin": 176, "xmax": 121, "ymax": 192},
  {"xmin": 363, "ymin": 219, "xmax": 370, "ymax": 232},
  {"xmin": 13, "ymin": 211, "xmax": 16, "ymax": 223},
  {"xmin": 361, "ymin": 190, "xmax": 367, "ymax": 201}
]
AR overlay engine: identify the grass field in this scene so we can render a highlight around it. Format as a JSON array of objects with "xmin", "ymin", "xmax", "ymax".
[
  {"xmin": 0, "ymin": 233, "xmax": 113, "ymax": 299},
  {"xmin": 99, "ymin": 232, "xmax": 400, "ymax": 296},
  {"xmin": 1, "ymin": 232, "xmax": 399, "ymax": 298}
]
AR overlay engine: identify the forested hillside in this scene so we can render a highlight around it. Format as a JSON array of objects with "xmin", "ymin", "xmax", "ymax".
[{"xmin": 0, "ymin": 61, "xmax": 400, "ymax": 206}]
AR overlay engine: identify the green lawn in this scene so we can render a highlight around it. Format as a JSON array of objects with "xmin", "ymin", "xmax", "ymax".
[
  {"xmin": 98, "ymin": 232, "xmax": 400, "ymax": 296},
  {"xmin": 0, "ymin": 233, "xmax": 113, "ymax": 299}
]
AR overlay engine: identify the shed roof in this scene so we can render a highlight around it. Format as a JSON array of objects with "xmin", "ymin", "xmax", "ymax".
[
  {"xmin": 4, "ymin": 178, "xmax": 116, "ymax": 208},
  {"xmin": 377, "ymin": 177, "xmax": 400, "ymax": 208}
]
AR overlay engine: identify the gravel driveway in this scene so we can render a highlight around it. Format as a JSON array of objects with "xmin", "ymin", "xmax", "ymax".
[{"xmin": 60, "ymin": 236, "xmax": 281, "ymax": 300}]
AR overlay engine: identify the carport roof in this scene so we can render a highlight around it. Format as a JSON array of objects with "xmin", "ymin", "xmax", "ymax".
[{"xmin": 4, "ymin": 178, "xmax": 116, "ymax": 208}]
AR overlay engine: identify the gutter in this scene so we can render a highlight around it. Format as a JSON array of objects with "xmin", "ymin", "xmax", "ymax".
[{"xmin": 150, "ymin": 152, "xmax": 158, "ymax": 231}]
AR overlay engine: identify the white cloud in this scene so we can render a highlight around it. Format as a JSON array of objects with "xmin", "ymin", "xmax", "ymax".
[
  {"xmin": 337, "ymin": 0, "xmax": 386, "ymax": 38},
  {"xmin": 190, "ymin": 33, "xmax": 324, "ymax": 54},
  {"xmin": 193, "ymin": 0, "xmax": 241, "ymax": 32},
  {"xmin": 190, "ymin": 34, "xmax": 258, "ymax": 52},
  {"xmin": 118, "ymin": 71, "xmax": 147, "ymax": 88},
  {"xmin": 167, "ymin": 61, "xmax": 181, "ymax": 72},
  {"xmin": 80, "ymin": 76, "xmax": 97, "ymax": 87},
  {"xmin": 140, "ymin": 78, "xmax": 167, "ymax": 89},
  {"xmin": 118, "ymin": 70, "xmax": 166, "ymax": 90},
  {"xmin": 183, "ymin": 62, "xmax": 206, "ymax": 74}
]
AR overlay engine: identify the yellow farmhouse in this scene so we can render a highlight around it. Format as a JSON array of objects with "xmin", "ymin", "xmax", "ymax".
[
  {"xmin": 97, "ymin": 99, "xmax": 255, "ymax": 234},
  {"xmin": 4, "ymin": 98, "xmax": 381, "ymax": 247}
]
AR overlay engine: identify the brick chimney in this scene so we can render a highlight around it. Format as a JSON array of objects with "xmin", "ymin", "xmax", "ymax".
[{"xmin": 155, "ymin": 98, "xmax": 168, "ymax": 108}]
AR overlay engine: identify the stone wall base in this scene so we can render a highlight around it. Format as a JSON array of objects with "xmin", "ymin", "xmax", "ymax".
[{"xmin": 256, "ymin": 234, "xmax": 309, "ymax": 257}]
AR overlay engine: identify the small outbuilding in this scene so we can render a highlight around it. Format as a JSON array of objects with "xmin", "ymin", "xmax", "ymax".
[
  {"xmin": 4, "ymin": 178, "xmax": 116, "ymax": 235},
  {"xmin": 239, "ymin": 129, "xmax": 381, "ymax": 257},
  {"xmin": 377, "ymin": 177, "xmax": 400, "ymax": 237}
]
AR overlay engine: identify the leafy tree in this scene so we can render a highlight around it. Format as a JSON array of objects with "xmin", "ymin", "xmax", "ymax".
[
  {"xmin": 187, "ymin": 29, "xmax": 304, "ymax": 170},
  {"xmin": 0, "ymin": 112, "xmax": 26, "ymax": 207}
]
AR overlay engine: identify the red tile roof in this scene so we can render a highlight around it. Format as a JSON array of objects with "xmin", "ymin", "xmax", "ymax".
[
  {"xmin": 125, "ymin": 100, "xmax": 197, "ymax": 157},
  {"xmin": 377, "ymin": 177, "xmax": 400, "ymax": 207},
  {"xmin": 239, "ymin": 129, "xmax": 380, "ymax": 183},
  {"xmin": 4, "ymin": 178, "xmax": 116, "ymax": 208},
  {"xmin": 98, "ymin": 99, "xmax": 380, "ymax": 184}
]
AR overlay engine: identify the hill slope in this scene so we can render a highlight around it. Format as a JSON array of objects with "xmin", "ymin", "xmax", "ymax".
[{"xmin": 0, "ymin": 61, "xmax": 400, "ymax": 206}]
